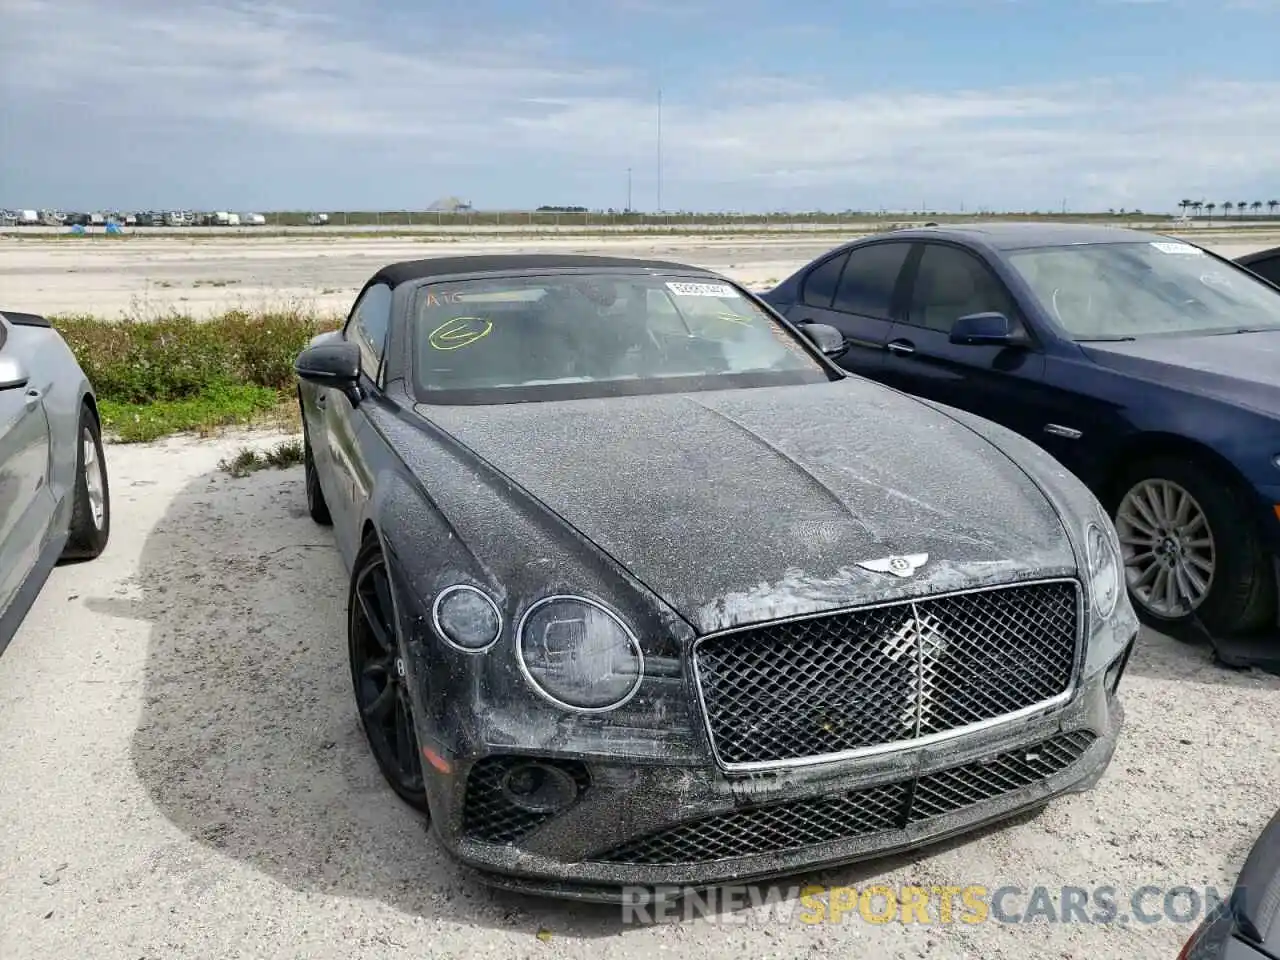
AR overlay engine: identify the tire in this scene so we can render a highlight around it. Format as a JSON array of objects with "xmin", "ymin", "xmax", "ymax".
[
  {"xmin": 301, "ymin": 417, "xmax": 332, "ymax": 526},
  {"xmin": 348, "ymin": 537, "xmax": 429, "ymax": 812},
  {"xmin": 1109, "ymin": 456, "xmax": 1276, "ymax": 637},
  {"xmin": 61, "ymin": 402, "xmax": 110, "ymax": 561}
]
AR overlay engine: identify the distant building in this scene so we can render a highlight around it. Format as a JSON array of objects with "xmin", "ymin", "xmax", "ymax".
[{"xmin": 427, "ymin": 196, "xmax": 473, "ymax": 213}]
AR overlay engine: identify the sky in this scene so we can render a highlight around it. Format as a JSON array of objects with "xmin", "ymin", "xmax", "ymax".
[{"xmin": 1, "ymin": 0, "xmax": 1278, "ymax": 213}]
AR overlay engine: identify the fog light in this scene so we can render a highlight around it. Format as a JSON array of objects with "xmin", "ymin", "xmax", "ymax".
[{"xmin": 500, "ymin": 761, "xmax": 580, "ymax": 814}]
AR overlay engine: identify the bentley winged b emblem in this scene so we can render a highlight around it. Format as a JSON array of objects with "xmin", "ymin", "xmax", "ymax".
[{"xmin": 855, "ymin": 553, "xmax": 929, "ymax": 579}]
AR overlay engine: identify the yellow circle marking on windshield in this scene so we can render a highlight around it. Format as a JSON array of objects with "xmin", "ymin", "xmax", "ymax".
[{"xmin": 429, "ymin": 316, "xmax": 493, "ymax": 350}]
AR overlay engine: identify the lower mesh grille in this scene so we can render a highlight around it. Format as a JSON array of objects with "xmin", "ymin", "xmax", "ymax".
[
  {"xmin": 462, "ymin": 757, "xmax": 590, "ymax": 845},
  {"xmin": 909, "ymin": 731, "xmax": 1095, "ymax": 821},
  {"xmin": 593, "ymin": 731, "xmax": 1095, "ymax": 865}
]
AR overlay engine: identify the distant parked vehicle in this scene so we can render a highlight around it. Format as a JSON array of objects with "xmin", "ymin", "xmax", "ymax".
[
  {"xmin": 1237, "ymin": 246, "xmax": 1280, "ymax": 288},
  {"xmin": 0, "ymin": 309, "xmax": 111, "ymax": 654},
  {"xmin": 242, "ymin": 213, "xmax": 266, "ymax": 226},
  {"xmin": 306, "ymin": 213, "xmax": 330, "ymax": 226},
  {"xmin": 762, "ymin": 223, "xmax": 1280, "ymax": 639},
  {"xmin": 15, "ymin": 210, "xmax": 39, "ymax": 226}
]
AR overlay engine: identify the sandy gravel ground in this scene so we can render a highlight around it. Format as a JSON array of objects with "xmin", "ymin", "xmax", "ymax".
[
  {"xmin": 1, "ymin": 431, "xmax": 1278, "ymax": 960},
  {"xmin": 3, "ymin": 227, "xmax": 1278, "ymax": 319}
]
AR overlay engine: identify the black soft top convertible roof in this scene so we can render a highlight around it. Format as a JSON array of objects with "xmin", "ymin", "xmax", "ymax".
[{"xmin": 369, "ymin": 254, "xmax": 717, "ymax": 288}]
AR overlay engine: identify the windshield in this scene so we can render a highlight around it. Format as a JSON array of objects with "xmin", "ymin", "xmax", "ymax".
[
  {"xmin": 1006, "ymin": 240, "xmax": 1280, "ymax": 340},
  {"xmin": 410, "ymin": 273, "xmax": 830, "ymax": 403}
]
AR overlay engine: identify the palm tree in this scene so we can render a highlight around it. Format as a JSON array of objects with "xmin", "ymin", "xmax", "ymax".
[
  {"xmin": 1270, "ymin": 200, "xmax": 1279, "ymax": 217},
  {"xmin": 1238, "ymin": 201, "xmax": 1248, "ymax": 218},
  {"xmin": 1223, "ymin": 202, "xmax": 1234, "ymax": 217},
  {"xmin": 1192, "ymin": 201, "xmax": 1204, "ymax": 217},
  {"xmin": 1206, "ymin": 202, "xmax": 1217, "ymax": 220},
  {"xmin": 1179, "ymin": 199, "xmax": 1192, "ymax": 216},
  {"xmin": 1252, "ymin": 201, "xmax": 1263, "ymax": 216}
]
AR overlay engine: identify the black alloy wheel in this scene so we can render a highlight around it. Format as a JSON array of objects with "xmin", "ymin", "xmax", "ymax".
[{"xmin": 348, "ymin": 540, "xmax": 429, "ymax": 811}]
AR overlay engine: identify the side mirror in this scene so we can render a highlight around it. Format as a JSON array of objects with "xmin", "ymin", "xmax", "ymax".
[
  {"xmin": 0, "ymin": 356, "xmax": 30, "ymax": 391},
  {"xmin": 949, "ymin": 312, "xmax": 1028, "ymax": 347},
  {"xmin": 796, "ymin": 321, "xmax": 849, "ymax": 359},
  {"xmin": 295, "ymin": 341, "xmax": 363, "ymax": 406}
]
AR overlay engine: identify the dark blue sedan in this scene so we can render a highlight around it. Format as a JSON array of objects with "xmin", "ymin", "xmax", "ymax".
[{"xmin": 762, "ymin": 223, "xmax": 1280, "ymax": 639}]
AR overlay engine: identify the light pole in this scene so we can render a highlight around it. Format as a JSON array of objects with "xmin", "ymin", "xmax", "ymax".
[
  {"xmin": 627, "ymin": 167, "xmax": 632, "ymax": 213},
  {"xmin": 656, "ymin": 87, "xmax": 663, "ymax": 214}
]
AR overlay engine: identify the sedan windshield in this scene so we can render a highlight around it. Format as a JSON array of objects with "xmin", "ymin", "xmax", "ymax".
[
  {"xmin": 411, "ymin": 272, "xmax": 830, "ymax": 402},
  {"xmin": 1007, "ymin": 240, "xmax": 1280, "ymax": 340}
]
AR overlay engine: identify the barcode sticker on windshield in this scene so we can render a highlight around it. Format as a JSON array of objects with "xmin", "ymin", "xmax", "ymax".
[
  {"xmin": 666, "ymin": 281, "xmax": 736, "ymax": 298},
  {"xmin": 1150, "ymin": 241, "xmax": 1204, "ymax": 256}
]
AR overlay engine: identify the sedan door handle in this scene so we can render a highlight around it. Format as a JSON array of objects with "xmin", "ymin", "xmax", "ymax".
[
  {"xmin": 23, "ymin": 388, "xmax": 41, "ymax": 408},
  {"xmin": 316, "ymin": 392, "xmax": 326, "ymax": 407},
  {"xmin": 886, "ymin": 339, "xmax": 916, "ymax": 355}
]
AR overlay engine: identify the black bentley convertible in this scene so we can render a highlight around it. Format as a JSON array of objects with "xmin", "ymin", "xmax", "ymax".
[{"xmin": 295, "ymin": 253, "xmax": 1138, "ymax": 899}]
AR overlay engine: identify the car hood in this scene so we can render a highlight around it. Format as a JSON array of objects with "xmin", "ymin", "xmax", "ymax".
[
  {"xmin": 417, "ymin": 379, "xmax": 1075, "ymax": 633},
  {"xmin": 1080, "ymin": 330, "xmax": 1280, "ymax": 415}
]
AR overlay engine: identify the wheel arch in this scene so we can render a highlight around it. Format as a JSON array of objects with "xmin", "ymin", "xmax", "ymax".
[
  {"xmin": 1100, "ymin": 431, "xmax": 1253, "ymax": 505},
  {"xmin": 81, "ymin": 389, "xmax": 99, "ymax": 423}
]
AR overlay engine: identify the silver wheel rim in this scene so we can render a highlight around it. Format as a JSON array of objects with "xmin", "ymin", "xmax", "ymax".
[
  {"xmin": 1115, "ymin": 478, "xmax": 1215, "ymax": 619},
  {"xmin": 83, "ymin": 428, "xmax": 106, "ymax": 530}
]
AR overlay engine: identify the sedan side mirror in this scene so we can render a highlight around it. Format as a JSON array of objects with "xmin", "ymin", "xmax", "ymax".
[
  {"xmin": 950, "ymin": 312, "xmax": 1029, "ymax": 347},
  {"xmin": 0, "ymin": 356, "xmax": 30, "ymax": 391},
  {"xmin": 296, "ymin": 341, "xmax": 363, "ymax": 406},
  {"xmin": 796, "ymin": 321, "xmax": 849, "ymax": 359}
]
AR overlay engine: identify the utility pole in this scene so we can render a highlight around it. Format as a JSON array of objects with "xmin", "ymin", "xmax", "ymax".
[
  {"xmin": 656, "ymin": 87, "xmax": 663, "ymax": 214},
  {"xmin": 627, "ymin": 167, "xmax": 632, "ymax": 213}
]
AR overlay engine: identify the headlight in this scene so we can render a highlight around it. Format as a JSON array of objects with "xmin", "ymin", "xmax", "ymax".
[
  {"xmin": 517, "ymin": 596, "xmax": 644, "ymax": 712},
  {"xmin": 1085, "ymin": 521, "xmax": 1122, "ymax": 619},
  {"xmin": 432, "ymin": 585, "xmax": 502, "ymax": 652}
]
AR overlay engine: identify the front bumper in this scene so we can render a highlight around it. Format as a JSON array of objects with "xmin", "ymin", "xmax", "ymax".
[{"xmin": 420, "ymin": 640, "xmax": 1131, "ymax": 901}]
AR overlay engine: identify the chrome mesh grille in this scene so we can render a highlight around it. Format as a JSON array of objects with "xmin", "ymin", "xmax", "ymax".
[
  {"xmin": 593, "ymin": 731, "xmax": 1095, "ymax": 865},
  {"xmin": 693, "ymin": 580, "xmax": 1080, "ymax": 768}
]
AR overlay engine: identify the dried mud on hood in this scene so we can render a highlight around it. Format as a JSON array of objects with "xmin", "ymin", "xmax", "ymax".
[{"xmin": 419, "ymin": 378, "xmax": 1074, "ymax": 633}]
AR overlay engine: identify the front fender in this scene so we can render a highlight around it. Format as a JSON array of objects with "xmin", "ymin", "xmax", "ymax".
[{"xmin": 363, "ymin": 404, "xmax": 705, "ymax": 772}]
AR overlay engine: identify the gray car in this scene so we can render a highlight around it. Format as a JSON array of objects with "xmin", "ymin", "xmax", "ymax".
[
  {"xmin": 0, "ymin": 310, "xmax": 110, "ymax": 653},
  {"xmin": 295, "ymin": 254, "xmax": 1139, "ymax": 900}
]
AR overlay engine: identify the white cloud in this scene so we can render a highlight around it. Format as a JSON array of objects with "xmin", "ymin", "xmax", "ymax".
[{"xmin": 1, "ymin": 0, "xmax": 1277, "ymax": 210}]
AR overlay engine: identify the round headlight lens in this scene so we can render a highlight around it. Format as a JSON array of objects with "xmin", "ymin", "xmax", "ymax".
[
  {"xmin": 1085, "ymin": 521, "xmax": 1122, "ymax": 619},
  {"xmin": 517, "ymin": 597, "xmax": 643, "ymax": 711},
  {"xmin": 433, "ymin": 585, "xmax": 502, "ymax": 652}
]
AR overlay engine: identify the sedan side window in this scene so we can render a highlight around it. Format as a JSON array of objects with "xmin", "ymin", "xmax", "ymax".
[
  {"xmin": 801, "ymin": 252, "xmax": 849, "ymax": 309},
  {"xmin": 831, "ymin": 243, "xmax": 911, "ymax": 319},
  {"xmin": 346, "ymin": 283, "xmax": 393, "ymax": 384},
  {"xmin": 1246, "ymin": 255, "xmax": 1280, "ymax": 287},
  {"xmin": 906, "ymin": 245, "xmax": 1018, "ymax": 333}
]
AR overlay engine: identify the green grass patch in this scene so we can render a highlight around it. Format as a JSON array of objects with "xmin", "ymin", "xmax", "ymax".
[
  {"xmin": 51, "ymin": 308, "xmax": 342, "ymax": 442},
  {"xmin": 99, "ymin": 384, "xmax": 284, "ymax": 442},
  {"xmin": 218, "ymin": 439, "xmax": 306, "ymax": 478}
]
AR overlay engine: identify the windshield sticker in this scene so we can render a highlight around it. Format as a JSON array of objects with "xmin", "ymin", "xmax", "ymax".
[
  {"xmin": 424, "ymin": 290, "xmax": 466, "ymax": 307},
  {"xmin": 1150, "ymin": 241, "xmax": 1204, "ymax": 256},
  {"xmin": 1199, "ymin": 272, "xmax": 1234, "ymax": 290},
  {"xmin": 429, "ymin": 316, "xmax": 492, "ymax": 350},
  {"xmin": 666, "ymin": 281, "xmax": 736, "ymax": 298}
]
